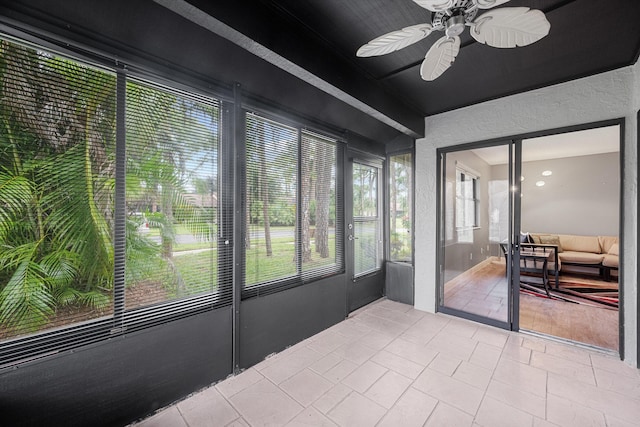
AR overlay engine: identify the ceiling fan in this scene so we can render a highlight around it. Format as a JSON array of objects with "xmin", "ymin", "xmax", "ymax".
[{"xmin": 356, "ymin": 0, "xmax": 551, "ymax": 81}]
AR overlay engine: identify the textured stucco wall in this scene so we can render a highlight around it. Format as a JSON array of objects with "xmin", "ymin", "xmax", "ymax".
[{"xmin": 415, "ymin": 63, "xmax": 638, "ymax": 366}]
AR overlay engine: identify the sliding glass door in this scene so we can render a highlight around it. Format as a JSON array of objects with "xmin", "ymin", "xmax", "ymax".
[{"xmin": 438, "ymin": 141, "xmax": 521, "ymax": 329}]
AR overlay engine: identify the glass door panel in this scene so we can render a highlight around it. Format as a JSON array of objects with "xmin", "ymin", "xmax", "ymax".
[
  {"xmin": 352, "ymin": 162, "xmax": 382, "ymax": 278},
  {"xmin": 439, "ymin": 144, "xmax": 516, "ymax": 326}
]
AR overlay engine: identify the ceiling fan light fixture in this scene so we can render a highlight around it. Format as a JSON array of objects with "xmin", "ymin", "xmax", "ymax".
[{"xmin": 445, "ymin": 13, "xmax": 467, "ymax": 38}]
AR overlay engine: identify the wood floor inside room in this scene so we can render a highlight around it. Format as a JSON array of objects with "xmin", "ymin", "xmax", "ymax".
[{"xmin": 443, "ymin": 261, "xmax": 618, "ymax": 351}]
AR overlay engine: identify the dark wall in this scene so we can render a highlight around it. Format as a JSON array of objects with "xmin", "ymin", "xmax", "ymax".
[
  {"xmin": 0, "ymin": 308, "xmax": 233, "ymax": 427},
  {"xmin": 240, "ymin": 275, "xmax": 346, "ymax": 368}
]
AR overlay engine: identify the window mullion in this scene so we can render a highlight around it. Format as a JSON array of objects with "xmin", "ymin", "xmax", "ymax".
[{"xmin": 113, "ymin": 69, "xmax": 127, "ymax": 332}]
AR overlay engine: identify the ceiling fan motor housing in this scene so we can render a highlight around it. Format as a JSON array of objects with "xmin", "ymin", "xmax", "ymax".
[{"xmin": 432, "ymin": 0, "xmax": 478, "ymax": 32}]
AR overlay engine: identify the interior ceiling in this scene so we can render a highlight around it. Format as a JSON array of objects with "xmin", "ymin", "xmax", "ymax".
[
  {"xmin": 472, "ymin": 125, "xmax": 621, "ymax": 165},
  {"xmin": 173, "ymin": 0, "xmax": 640, "ymax": 138}
]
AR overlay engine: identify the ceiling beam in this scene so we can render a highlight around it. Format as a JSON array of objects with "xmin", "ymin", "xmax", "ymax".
[{"xmin": 154, "ymin": 0, "xmax": 424, "ymax": 138}]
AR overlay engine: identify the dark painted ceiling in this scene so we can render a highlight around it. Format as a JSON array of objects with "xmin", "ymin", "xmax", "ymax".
[{"xmin": 183, "ymin": 0, "xmax": 640, "ymax": 135}]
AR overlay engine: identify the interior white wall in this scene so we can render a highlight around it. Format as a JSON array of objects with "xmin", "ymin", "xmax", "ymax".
[
  {"xmin": 492, "ymin": 152, "xmax": 620, "ymax": 237},
  {"xmin": 415, "ymin": 63, "xmax": 638, "ymax": 366}
]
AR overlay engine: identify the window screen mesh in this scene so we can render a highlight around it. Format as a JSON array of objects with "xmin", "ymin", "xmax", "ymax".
[
  {"xmin": 244, "ymin": 113, "xmax": 342, "ymax": 295},
  {"xmin": 124, "ymin": 78, "xmax": 227, "ymax": 312},
  {"xmin": 0, "ymin": 38, "xmax": 117, "ymax": 341}
]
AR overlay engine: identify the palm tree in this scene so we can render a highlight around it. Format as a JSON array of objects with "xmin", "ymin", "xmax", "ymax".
[{"xmin": 0, "ymin": 41, "xmax": 115, "ymax": 333}]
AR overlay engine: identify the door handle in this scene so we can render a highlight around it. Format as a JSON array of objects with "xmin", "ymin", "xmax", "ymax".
[{"xmin": 348, "ymin": 235, "xmax": 359, "ymax": 241}]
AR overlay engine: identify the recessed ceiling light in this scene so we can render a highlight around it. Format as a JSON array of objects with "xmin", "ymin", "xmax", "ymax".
[
  {"xmin": 520, "ymin": 176, "xmax": 525, "ymax": 181},
  {"xmin": 536, "ymin": 181, "xmax": 545, "ymax": 187},
  {"xmin": 542, "ymin": 170, "xmax": 552, "ymax": 176}
]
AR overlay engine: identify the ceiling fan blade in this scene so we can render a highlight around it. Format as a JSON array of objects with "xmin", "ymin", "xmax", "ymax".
[
  {"xmin": 356, "ymin": 23, "xmax": 434, "ymax": 57},
  {"xmin": 476, "ymin": 0, "xmax": 510, "ymax": 9},
  {"xmin": 412, "ymin": 0, "xmax": 454, "ymax": 13},
  {"xmin": 471, "ymin": 7, "xmax": 550, "ymax": 48},
  {"xmin": 420, "ymin": 35, "xmax": 460, "ymax": 81}
]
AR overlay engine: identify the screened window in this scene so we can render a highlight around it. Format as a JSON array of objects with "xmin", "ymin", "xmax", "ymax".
[
  {"xmin": 0, "ymin": 38, "xmax": 117, "ymax": 340},
  {"xmin": 389, "ymin": 153, "xmax": 412, "ymax": 262},
  {"xmin": 456, "ymin": 167, "xmax": 480, "ymax": 229},
  {"xmin": 125, "ymin": 79, "xmax": 222, "ymax": 309},
  {"xmin": 244, "ymin": 113, "xmax": 341, "ymax": 293},
  {"xmin": 353, "ymin": 162, "xmax": 382, "ymax": 277}
]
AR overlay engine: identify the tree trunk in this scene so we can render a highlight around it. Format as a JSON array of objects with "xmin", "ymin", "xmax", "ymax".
[
  {"xmin": 315, "ymin": 142, "xmax": 331, "ymax": 258},
  {"xmin": 301, "ymin": 142, "xmax": 312, "ymax": 263},
  {"xmin": 258, "ymin": 124, "xmax": 272, "ymax": 256}
]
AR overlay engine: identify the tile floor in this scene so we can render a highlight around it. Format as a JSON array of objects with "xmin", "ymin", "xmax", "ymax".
[{"xmin": 133, "ymin": 299, "xmax": 640, "ymax": 427}]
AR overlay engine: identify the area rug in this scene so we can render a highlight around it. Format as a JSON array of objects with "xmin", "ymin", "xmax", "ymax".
[{"xmin": 520, "ymin": 277, "xmax": 618, "ymax": 310}]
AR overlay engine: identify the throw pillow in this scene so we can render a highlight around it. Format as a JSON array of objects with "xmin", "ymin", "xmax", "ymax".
[
  {"xmin": 520, "ymin": 232, "xmax": 532, "ymax": 243},
  {"xmin": 539, "ymin": 235, "xmax": 563, "ymax": 252},
  {"xmin": 608, "ymin": 243, "xmax": 619, "ymax": 256}
]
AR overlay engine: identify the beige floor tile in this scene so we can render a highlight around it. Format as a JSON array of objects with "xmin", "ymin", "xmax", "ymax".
[
  {"xmin": 323, "ymin": 359, "xmax": 359, "ymax": 383},
  {"xmin": 427, "ymin": 331, "xmax": 478, "ymax": 361},
  {"xmin": 428, "ymin": 352, "xmax": 462, "ymax": 376},
  {"xmin": 530, "ymin": 351, "xmax": 596, "ymax": 385},
  {"xmin": 285, "ymin": 406, "xmax": 338, "ymax": 427},
  {"xmin": 472, "ymin": 326, "xmax": 509, "ymax": 349},
  {"xmin": 135, "ymin": 407, "xmax": 187, "ymax": 427},
  {"xmin": 280, "ymin": 369, "xmax": 334, "ymax": 407},
  {"xmin": 546, "ymin": 394, "xmax": 606, "ymax": 427},
  {"xmin": 593, "ymin": 366, "xmax": 640, "ymax": 400},
  {"xmin": 385, "ymin": 337, "xmax": 439, "ymax": 366},
  {"xmin": 543, "ymin": 341, "xmax": 593, "ymax": 366},
  {"xmin": 424, "ymin": 402, "xmax": 474, "ymax": 427},
  {"xmin": 452, "ymin": 361, "xmax": 492, "ymax": 391},
  {"xmin": 501, "ymin": 341, "xmax": 533, "ymax": 364},
  {"xmin": 352, "ymin": 312, "xmax": 409, "ymax": 336},
  {"xmin": 547, "ymin": 372, "xmax": 640, "ymax": 425},
  {"xmin": 333, "ymin": 341, "xmax": 377, "ymax": 365},
  {"xmin": 590, "ymin": 353, "xmax": 639, "ymax": 377},
  {"xmin": 440, "ymin": 318, "xmax": 480, "ymax": 338},
  {"xmin": 475, "ymin": 396, "xmax": 534, "ymax": 427},
  {"xmin": 312, "ymin": 384, "xmax": 352, "ymax": 414},
  {"xmin": 376, "ymin": 387, "xmax": 438, "ymax": 427},
  {"xmin": 486, "ymin": 379, "xmax": 546, "ymax": 418},
  {"xmin": 605, "ymin": 414, "xmax": 640, "ymax": 427},
  {"xmin": 260, "ymin": 347, "xmax": 322, "ymax": 385},
  {"xmin": 225, "ymin": 417, "xmax": 250, "ymax": 427},
  {"xmin": 309, "ymin": 352, "xmax": 343, "ymax": 375},
  {"xmin": 327, "ymin": 392, "xmax": 386, "ymax": 427},
  {"xmin": 228, "ymin": 378, "xmax": 303, "ymax": 426},
  {"xmin": 364, "ymin": 370, "xmax": 412, "ymax": 409},
  {"xmin": 177, "ymin": 386, "xmax": 238, "ymax": 426},
  {"xmin": 370, "ymin": 349, "xmax": 424, "ymax": 379},
  {"xmin": 307, "ymin": 331, "xmax": 350, "ymax": 356},
  {"xmin": 413, "ymin": 368, "xmax": 484, "ymax": 415},
  {"xmin": 469, "ymin": 341, "xmax": 503, "ymax": 370},
  {"xmin": 225, "ymin": 418, "xmax": 250, "ymax": 427},
  {"xmin": 356, "ymin": 330, "xmax": 395, "ymax": 351},
  {"xmin": 522, "ymin": 337, "xmax": 547, "ymax": 353},
  {"xmin": 493, "ymin": 357, "xmax": 547, "ymax": 397},
  {"xmin": 341, "ymin": 360, "xmax": 387, "ymax": 393},
  {"xmin": 331, "ymin": 319, "xmax": 372, "ymax": 340},
  {"xmin": 533, "ymin": 417, "xmax": 559, "ymax": 427},
  {"xmin": 216, "ymin": 368, "xmax": 264, "ymax": 399}
]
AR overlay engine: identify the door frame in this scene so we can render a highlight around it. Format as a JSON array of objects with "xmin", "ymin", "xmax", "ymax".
[
  {"xmin": 345, "ymin": 149, "xmax": 385, "ymax": 312},
  {"xmin": 435, "ymin": 119, "xmax": 624, "ymax": 358},
  {"xmin": 436, "ymin": 139, "xmax": 521, "ymax": 331}
]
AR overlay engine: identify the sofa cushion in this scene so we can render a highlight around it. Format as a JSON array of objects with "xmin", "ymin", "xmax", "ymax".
[
  {"xmin": 599, "ymin": 236, "xmax": 618, "ymax": 254},
  {"xmin": 558, "ymin": 234, "xmax": 601, "ymax": 254},
  {"xmin": 558, "ymin": 251, "xmax": 604, "ymax": 264},
  {"xmin": 607, "ymin": 243, "xmax": 619, "ymax": 256},
  {"xmin": 602, "ymin": 254, "xmax": 618, "ymax": 268},
  {"xmin": 538, "ymin": 235, "xmax": 563, "ymax": 252}
]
